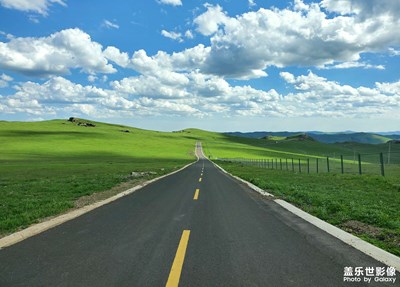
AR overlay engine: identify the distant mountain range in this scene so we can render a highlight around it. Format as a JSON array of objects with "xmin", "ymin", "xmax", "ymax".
[{"xmin": 224, "ymin": 131, "xmax": 400, "ymax": 144}]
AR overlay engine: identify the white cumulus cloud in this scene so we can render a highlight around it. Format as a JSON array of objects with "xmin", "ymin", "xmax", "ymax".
[
  {"xmin": 322, "ymin": 62, "xmax": 385, "ymax": 70},
  {"xmin": 1, "ymin": 70, "xmax": 399, "ymax": 121},
  {"xmin": 192, "ymin": 2, "xmax": 400, "ymax": 79},
  {"xmin": 279, "ymin": 71, "xmax": 400, "ymax": 117},
  {"xmin": 161, "ymin": 30, "xmax": 183, "ymax": 42},
  {"xmin": 158, "ymin": 0, "xmax": 182, "ymax": 6},
  {"xmin": 321, "ymin": 0, "xmax": 400, "ymax": 17},
  {"xmin": 0, "ymin": 73, "xmax": 13, "ymax": 88},
  {"xmin": 0, "ymin": 28, "xmax": 117, "ymax": 77},
  {"xmin": 87, "ymin": 75, "xmax": 97, "ymax": 82},
  {"xmin": 388, "ymin": 48, "xmax": 400, "ymax": 56},
  {"xmin": 103, "ymin": 46, "xmax": 130, "ymax": 68},
  {"xmin": 248, "ymin": 0, "xmax": 256, "ymax": 8},
  {"xmin": 0, "ymin": 0, "xmax": 66, "ymax": 15},
  {"xmin": 194, "ymin": 4, "xmax": 230, "ymax": 36}
]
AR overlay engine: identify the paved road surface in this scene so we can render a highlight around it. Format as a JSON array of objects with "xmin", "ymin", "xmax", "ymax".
[{"xmin": 0, "ymin": 143, "xmax": 397, "ymax": 286}]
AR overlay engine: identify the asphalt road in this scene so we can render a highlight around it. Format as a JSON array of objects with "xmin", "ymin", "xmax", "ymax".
[{"xmin": 0, "ymin": 144, "xmax": 397, "ymax": 286}]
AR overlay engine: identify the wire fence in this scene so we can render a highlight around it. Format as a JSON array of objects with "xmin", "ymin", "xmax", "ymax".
[{"xmin": 218, "ymin": 151, "xmax": 400, "ymax": 178}]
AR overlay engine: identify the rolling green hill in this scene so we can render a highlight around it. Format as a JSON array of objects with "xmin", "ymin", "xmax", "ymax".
[
  {"xmin": 225, "ymin": 131, "xmax": 400, "ymax": 144},
  {"xmin": 193, "ymin": 129, "xmax": 399, "ymax": 163},
  {"xmin": 0, "ymin": 119, "xmax": 197, "ymax": 235}
]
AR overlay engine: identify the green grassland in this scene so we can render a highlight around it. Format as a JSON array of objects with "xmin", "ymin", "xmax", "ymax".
[
  {"xmin": 0, "ymin": 119, "xmax": 197, "ymax": 235},
  {"xmin": 1, "ymin": 120, "xmax": 399, "ymax": 256}
]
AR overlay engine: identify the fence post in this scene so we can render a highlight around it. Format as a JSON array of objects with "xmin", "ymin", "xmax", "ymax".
[
  {"xmin": 286, "ymin": 158, "xmax": 288, "ymax": 170},
  {"xmin": 316, "ymin": 158, "xmax": 319, "ymax": 173},
  {"xmin": 358, "ymin": 154, "xmax": 362, "ymax": 175},
  {"xmin": 307, "ymin": 158, "xmax": 310, "ymax": 174},
  {"xmin": 340, "ymin": 155, "xmax": 344, "ymax": 174},
  {"xmin": 380, "ymin": 152, "xmax": 385, "ymax": 177},
  {"xmin": 292, "ymin": 158, "xmax": 294, "ymax": 171},
  {"xmin": 298, "ymin": 159, "xmax": 301, "ymax": 173},
  {"xmin": 327, "ymin": 156, "xmax": 330, "ymax": 173},
  {"xmin": 280, "ymin": 159, "xmax": 282, "ymax": 170}
]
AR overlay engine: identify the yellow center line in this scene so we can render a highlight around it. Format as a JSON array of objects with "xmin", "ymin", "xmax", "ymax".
[
  {"xmin": 166, "ymin": 230, "xmax": 191, "ymax": 287},
  {"xmin": 199, "ymin": 177, "xmax": 202, "ymax": 182},
  {"xmin": 194, "ymin": 189, "xmax": 200, "ymax": 200}
]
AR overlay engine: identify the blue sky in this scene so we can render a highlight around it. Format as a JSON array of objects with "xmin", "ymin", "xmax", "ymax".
[{"xmin": 0, "ymin": 0, "xmax": 399, "ymax": 132}]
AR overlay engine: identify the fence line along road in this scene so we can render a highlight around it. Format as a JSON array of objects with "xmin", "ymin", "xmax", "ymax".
[{"xmin": 218, "ymin": 151, "xmax": 400, "ymax": 178}]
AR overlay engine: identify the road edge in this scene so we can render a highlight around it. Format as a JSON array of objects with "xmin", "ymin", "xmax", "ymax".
[
  {"xmin": 0, "ymin": 156, "xmax": 198, "ymax": 250},
  {"xmin": 212, "ymin": 161, "xmax": 275, "ymax": 197},
  {"xmin": 212, "ymin": 161, "xmax": 400, "ymax": 270}
]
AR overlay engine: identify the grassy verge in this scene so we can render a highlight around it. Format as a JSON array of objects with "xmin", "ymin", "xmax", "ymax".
[
  {"xmin": 216, "ymin": 161, "xmax": 400, "ymax": 256},
  {"xmin": 0, "ymin": 119, "xmax": 195, "ymax": 235}
]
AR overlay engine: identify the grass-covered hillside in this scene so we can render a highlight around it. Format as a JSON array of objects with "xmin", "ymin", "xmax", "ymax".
[
  {"xmin": 199, "ymin": 130, "xmax": 399, "ymax": 165},
  {"xmin": 0, "ymin": 119, "xmax": 197, "ymax": 235},
  {"xmin": 226, "ymin": 131, "xmax": 400, "ymax": 144}
]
